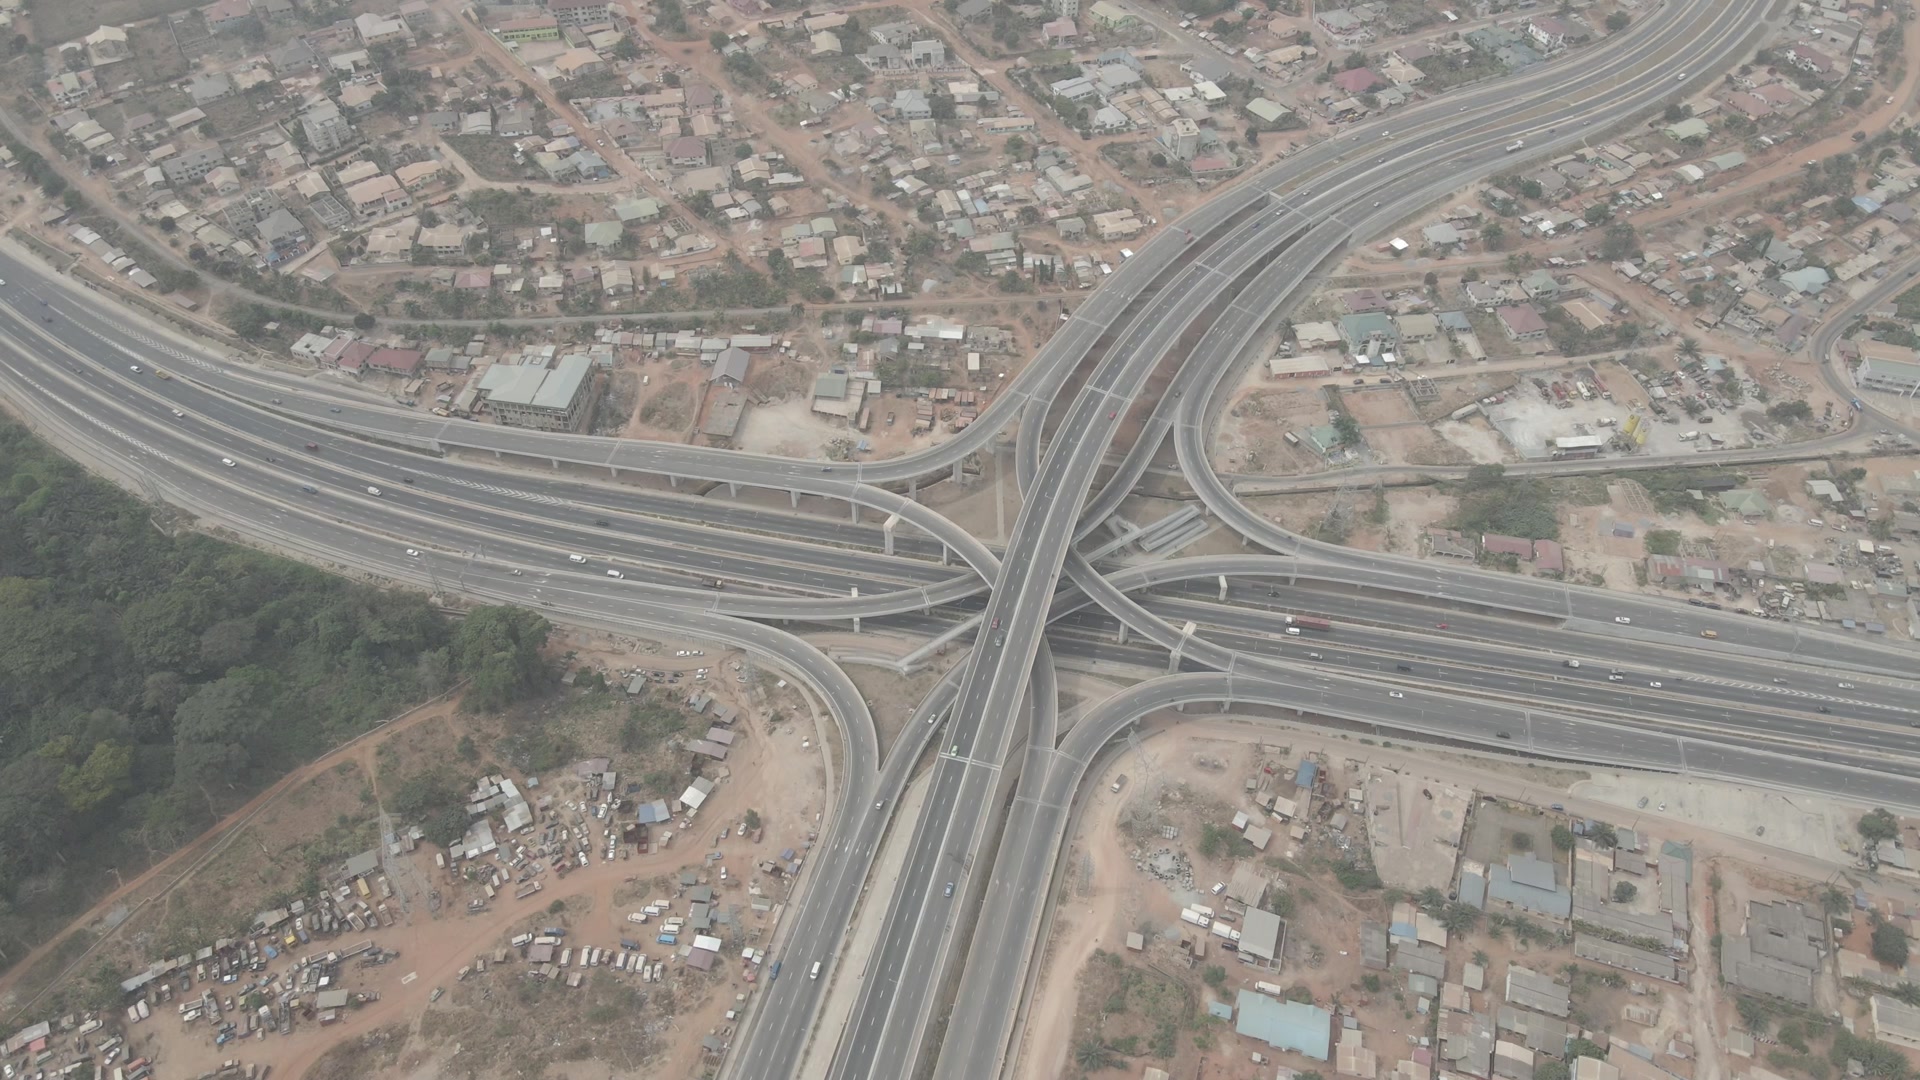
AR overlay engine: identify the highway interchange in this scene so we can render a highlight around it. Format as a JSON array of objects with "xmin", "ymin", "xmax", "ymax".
[{"xmin": 5, "ymin": 0, "xmax": 1920, "ymax": 1073}]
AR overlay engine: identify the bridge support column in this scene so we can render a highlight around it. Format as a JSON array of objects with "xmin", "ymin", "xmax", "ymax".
[
  {"xmin": 850, "ymin": 501, "xmax": 860, "ymax": 524},
  {"xmin": 493, "ymin": 449, "xmax": 502, "ymax": 459},
  {"xmin": 1168, "ymin": 619, "xmax": 1196, "ymax": 674},
  {"xmin": 728, "ymin": 482, "xmax": 738, "ymax": 497},
  {"xmin": 850, "ymin": 588, "xmax": 861, "ymax": 634},
  {"xmin": 1116, "ymin": 622, "xmax": 1129, "ymax": 645},
  {"xmin": 908, "ymin": 477, "xmax": 918, "ymax": 500},
  {"xmin": 609, "ymin": 466, "xmax": 618, "ymax": 478},
  {"xmin": 790, "ymin": 489, "xmax": 800, "ymax": 508},
  {"xmin": 883, "ymin": 513, "xmax": 900, "ymax": 556},
  {"xmin": 940, "ymin": 544, "xmax": 950, "ymax": 566},
  {"xmin": 952, "ymin": 459, "xmax": 965, "ymax": 484},
  {"xmin": 1218, "ymin": 575, "xmax": 1229, "ymax": 602},
  {"xmin": 550, "ymin": 457, "xmax": 560, "ymax": 469},
  {"xmin": 667, "ymin": 475, "xmax": 679, "ymax": 488}
]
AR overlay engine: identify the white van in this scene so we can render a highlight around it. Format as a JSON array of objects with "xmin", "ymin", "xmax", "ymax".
[
  {"xmin": 569, "ymin": 554, "xmax": 588, "ymax": 563},
  {"xmin": 366, "ymin": 486, "xmax": 382, "ymax": 496},
  {"xmin": 809, "ymin": 961, "xmax": 822, "ymax": 979},
  {"xmin": 606, "ymin": 569, "xmax": 624, "ymax": 579}
]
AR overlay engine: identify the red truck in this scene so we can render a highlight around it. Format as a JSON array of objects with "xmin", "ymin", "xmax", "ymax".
[{"xmin": 1285, "ymin": 615, "xmax": 1333, "ymax": 632}]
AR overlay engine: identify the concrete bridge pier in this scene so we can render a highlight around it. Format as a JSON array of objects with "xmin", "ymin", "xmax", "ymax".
[{"xmin": 790, "ymin": 489, "xmax": 800, "ymax": 508}]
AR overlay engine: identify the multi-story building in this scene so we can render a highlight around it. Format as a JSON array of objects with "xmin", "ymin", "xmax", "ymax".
[{"xmin": 300, "ymin": 100, "xmax": 355, "ymax": 156}]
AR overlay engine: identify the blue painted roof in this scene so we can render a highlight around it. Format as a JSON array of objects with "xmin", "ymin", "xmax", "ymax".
[{"xmin": 1235, "ymin": 991, "xmax": 1332, "ymax": 1060}]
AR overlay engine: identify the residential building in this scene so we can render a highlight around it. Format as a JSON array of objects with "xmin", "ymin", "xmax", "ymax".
[
  {"xmin": 1087, "ymin": 0, "xmax": 1135, "ymax": 28},
  {"xmin": 1235, "ymin": 992, "xmax": 1332, "ymax": 1061},
  {"xmin": 417, "ymin": 223, "xmax": 471, "ymax": 257},
  {"xmin": 1496, "ymin": 304, "xmax": 1549, "ymax": 341},
  {"xmin": 354, "ymin": 11, "xmax": 406, "ymax": 45},
  {"xmin": 160, "ymin": 147, "xmax": 229, "ymax": 186},
  {"xmin": 301, "ymin": 100, "xmax": 356, "ymax": 157},
  {"xmin": 1160, "ymin": 118, "xmax": 1200, "ymax": 162},
  {"xmin": 83, "ymin": 25, "xmax": 131, "ymax": 66},
  {"xmin": 345, "ymin": 174, "xmax": 412, "ymax": 218}
]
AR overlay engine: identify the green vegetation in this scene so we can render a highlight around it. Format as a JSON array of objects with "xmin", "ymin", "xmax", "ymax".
[
  {"xmin": 1612, "ymin": 881, "xmax": 1639, "ymax": 904},
  {"xmin": 1551, "ymin": 824, "xmax": 1576, "ymax": 851},
  {"xmin": 1874, "ymin": 917, "xmax": 1910, "ymax": 968},
  {"xmin": 1859, "ymin": 808, "xmax": 1900, "ymax": 844},
  {"xmin": 1644, "ymin": 529, "xmax": 1682, "ymax": 557},
  {"xmin": 0, "ymin": 418, "xmax": 545, "ymax": 972},
  {"xmin": 1449, "ymin": 464, "xmax": 1559, "ymax": 541},
  {"xmin": 1767, "ymin": 400, "xmax": 1814, "ymax": 424}
]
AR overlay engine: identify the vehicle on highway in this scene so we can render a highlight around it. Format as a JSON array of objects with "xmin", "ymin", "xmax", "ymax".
[
  {"xmin": 606, "ymin": 569, "xmax": 624, "ymax": 579},
  {"xmin": 402, "ymin": 477, "xmax": 414, "ymax": 484},
  {"xmin": 944, "ymin": 882, "xmax": 954, "ymax": 898},
  {"xmin": 1388, "ymin": 691, "xmax": 1404, "ymax": 699},
  {"xmin": 129, "ymin": 365, "xmax": 142, "ymax": 374},
  {"xmin": 329, "ymin": 406, "xmax": 341, "ymax": 413},
  {"xmin": 1307, "ymin": 652, "xmax": 1322, "ymax": 660},
  {"xmin": 299, "ymin": 485, "xmax": 317, "ymax": 494},
  {"xmin": 1284, "ymin": 627, "xmax": 1301, "ymax": 635},
  {"xmin": 569, "ymin": 554, "xmax": 588, "ymax": 563},
  {"xmin": 993, "ymin": 634, "xmax": 1004, "ymax": 647},
  {"xmin": 1818, "ymin": 706, "xmax": 1832, "ymax": 714},
  {"xmin": 1608, "ymin": 672, "xmax": 1624, "ymax": 681},
  {"xmin": 810, "ymin": 962, "xmax": 822, "ymax": 980},
  {"xmin": 304, "ymin": 442, "xmax": 319, "ymax": 451},
  {"xmin": 769, "ymin": 961, "xmax": 781, "ymax": 981},
  {"xmin": 874, "ymin": 799, "xmax": 884, "ymax": 810},
  {"xmin": 1495, "ymin": 731, "xmax": 1511, "ymax": 739},
  {"xmin": 1284, "ymin": 615, "xmax": 1332, "ymax": 631},
  {"xmin": 219, "ymin": 457, "xmax": 235, "ymax": 467},
  {"xmin": 1700, "ymin": 630, "xmax": 1718, "ymax": 639},
  {"xmin": 406, "ymin": 549, "xmax": 420, "ymax": 557},
  {"xmin": 171, "ymin": 409, "xmax": 184, "ymax": 418},
  {"xmin": 1838, "ymin": 682, "xmax": 1856, "ymax": 689},
  {"xmin": 1564, "ymin": 660, "xmax": 1581, "ymax": 668},
  {"xmin": 1648, "ymin": 681, "xmax": 1663, "ymax": 688},
  {"xmin": 991, "ymin": 617, "xmax": 1000, "ymax": 629},
  {"xmin": 1435, "ymin": 622, "xmax": 1447, "ymax": 629},
  {"xmin": 1614, "ymin": 616, "xmax": 1631, "ymax": 624},
  {"xmin": 1676, "ymin": 71, "xmax": 1686, "ymax": 80},
  {"xmin": 366, "ymin": 486, "xmax": 382, "ymax": 496},
  {"xmin": 1395, "ymin": 664, "xmax": 1412, "ymax": 672},
  {"xmin": 595, "ymin": 519, "xmax": 611, "ymax": 526},
  {"xmin": 1505, "ymin": 140, "xmax": 1525, "ymax": 152}
]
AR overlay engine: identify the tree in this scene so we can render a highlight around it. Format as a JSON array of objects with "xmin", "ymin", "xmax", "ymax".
[
  {"xmin": 1601, "ymin": 223, "xmax": 1638, "ymax": 261},
  {"xmin": 1536, "ymin": 1061, "xmax": 1572, "ymax": 1080},
  {"xmin": 1074, "ymin": 1039, "xmax": 1121, "ymax": 1070},
  {"xmin": 1605, "ymin": 10, "xmax": 1630, "ymax": 30},
  {"xmin": 1587, "ymin": 822, "xmax": 1619, "ymax": 849},
  {"xmin": 1441, "ymin": 902, "xmax": 1482, "ymax": 934},
  {"xmin": 1822, "ymin": 884, "xmax": 1851, "ymax": 916},
  {"xmin": 1332, "ymin": 412, "xmax": 1362, "ymax": 446},
  {"xmin": 1417, "ymin": 886, "xmax": 1447, "ymax": 912},
  {"xmin": 744, "ymin": 808, "xmax": 762, "ymax": 831},
  {"xmin": 1873, "ymin": 917, "xmax": 1910, "ymax": 968},
  {"xmin": 1859, "ymin": 808, "xmax": 1901, "ymax": 844},
  {"xmin": 708, "ymin": 30, "xmax": 730, "ymax": 49},
  {"xmin": 1202, "ymin": 965, "xmax": 1227, "ymax": 988},
  {"xmin": 452, "ymin": 606, "xmax": 552, "ymax": 710},
  {"xmin": 57, "ymin": 741, "xmax": 134, "ymax": 813},
  {"xmin": 1551, "ymin": 824, "xmax": 1575, "ymax": 851},
  {"xmin": 1567, "ymin": 1039, "xmax": 1608, "ymax": 1062},
  {"xmin": 1612, "ymin": 881, "xmax": 1639, "ymax": 903},
  {"xmin": 1583, "ymin": 203, "xmax": 1612, "ymax": 225},
  {"xmin": 352, "ymin": 312, "xmax": 376, "ymax": 331},
  {"xmin": 1678, "ymin": 336, "xmax": 1702, "ymax": 361},
  {"xmin": 1481, "ymin": 222, "xmax": 1505, "ymax": 250},
  {"xmin": 1644, "ymin": 529, "xmax": 1682, "ymax": 556},
  {"xmin": 1767, "ymin": 400, "xmax": 1813, "ymax": 424}
]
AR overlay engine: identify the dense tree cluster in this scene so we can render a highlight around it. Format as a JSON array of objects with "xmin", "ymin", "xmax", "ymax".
[{"xmin": 0, "ymin": 421, "xmax": 548, "ymax": 967}]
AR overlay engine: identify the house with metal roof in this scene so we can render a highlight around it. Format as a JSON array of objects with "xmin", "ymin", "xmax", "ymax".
[{"xmin": 1235, "ymin": 992, "xmax": 1332, "ymax": 1060}]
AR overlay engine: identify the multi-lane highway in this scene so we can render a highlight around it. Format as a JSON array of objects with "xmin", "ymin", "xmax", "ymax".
[{"xmin": 5, "ymin": 0, "xmax": 1916, "ymax": 1074}]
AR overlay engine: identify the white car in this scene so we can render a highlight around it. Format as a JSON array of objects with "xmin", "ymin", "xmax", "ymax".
[
  {"xmin": 405, "ymin": 548, "xmax": 420, "ymax": 557},
  {"xmin": 366, "ymin": 486, "xmax": 382, "ymax": 496},
  {"xmin": 171, "ymin": 409, "xmax": 184, "ymax": 417},
  {"xmin": 1608, "ymin": 673, "xmax": 1625, "ymax": 682},
  {"xmin": 129, "ymin": 365, "xmax": 142, "ymax": 374},
  {"xmin": 606, "ymin": 569, "xmax": 624, "ymax": 579},
  {"xmin": 1388, "ymin": 691, "xmax": 1405, "ymax": 699},
  {"xmin": 1648, "ymin": 681, "xmax": 1663, "ymax": 688},
  {"xmin": 220, "ymin": 457, "xmax": 236, "ymax": 467},
  {"xmin": 1613, "ymin": 616, "xmax": 1631, "ymax": 624},
  {"xmin": 1838, "ymin": 682, "xmax": 1856, "ymax": 689}
]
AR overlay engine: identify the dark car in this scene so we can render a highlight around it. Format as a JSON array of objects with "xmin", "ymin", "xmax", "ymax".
[
  {"xmin": 1395, "ymin": 664, "xmax": 1412, "ymax": 671},
  {"xmin": 1495, "ymin": 732, "xmax": 1512, "ymax": 740},
  {"xmin": 595, "ymin": 519, "xmax": 611, "ymax": 527}
]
